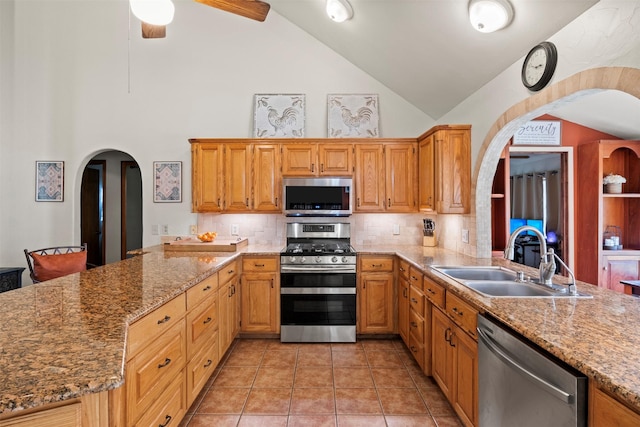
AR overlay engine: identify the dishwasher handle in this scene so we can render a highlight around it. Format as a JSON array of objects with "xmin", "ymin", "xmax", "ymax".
[{"xmin": 477, "ymin": 327, "xmax": 573, "ymax": 404}]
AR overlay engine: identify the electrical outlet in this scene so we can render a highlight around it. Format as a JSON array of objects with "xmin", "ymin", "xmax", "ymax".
[
  {"xmin": 231, "ymin": 224, "xmax": 239, "ymax": 236},
  {"xmin": 190, "ymin": 225, "xmax": 197, "ymax": 235},
  {"xmin": 152, "ymin": 224, "xmax": 159, "ymax": 235},
  {"xmin": 392, "ymin": 224, "xmax": 400, "ymax": 235},
  {"xmin": 162, "ymin": 224, "xmax": 169, "ymax": 235},
  {"xmin": 462, "ymin": 229, "xmax": 470, "ymax": 244}
]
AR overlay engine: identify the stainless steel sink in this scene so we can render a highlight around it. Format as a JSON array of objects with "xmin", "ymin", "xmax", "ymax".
[
  {"xmin": 432, "ymin": 266, "xmax": 517, "ymax": 281},
  {"xmin": 431, "ymin": 266, "xmax": 592, "ymax": 298}
]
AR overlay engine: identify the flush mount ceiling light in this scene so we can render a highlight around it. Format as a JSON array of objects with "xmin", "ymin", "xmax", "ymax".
[
  {"xmin": 469, "ymin": 0, "xmax": 514, "ymax": 33},
  {"xmin": 130, "ymin": 0, "xmax": 176, "ymax": 26},
  {"xmin": 326, "ymin": 0, "xmax": 353, "ymax": 23}
]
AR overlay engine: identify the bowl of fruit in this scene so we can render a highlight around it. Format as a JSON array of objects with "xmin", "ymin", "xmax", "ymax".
[{"xmin": 197, "ymin": 231, "xmax": 217, "ymax": 242}]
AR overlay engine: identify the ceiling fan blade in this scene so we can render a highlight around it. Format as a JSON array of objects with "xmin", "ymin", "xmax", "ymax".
[
  {"xmin": 194, "ymin": 0, "xmax": 270, "ymax": 22},
  {"xmin": 141, "ymin": 22, "xmax": 166, "ymax": 39}
]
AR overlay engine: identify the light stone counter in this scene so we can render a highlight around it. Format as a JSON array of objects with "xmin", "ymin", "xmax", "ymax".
[{"xmin": 2, "ymin": 243, "xmax": 640, "ymax": 416}]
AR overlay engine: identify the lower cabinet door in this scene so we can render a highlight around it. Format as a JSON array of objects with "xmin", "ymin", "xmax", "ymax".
[
  {"xmin": 134, "ymin": 370, "xmax": 187, "ymax": 427},
  {"xmin": 187, "ymin": 331, "xmax": 220, "ymax": 406}
]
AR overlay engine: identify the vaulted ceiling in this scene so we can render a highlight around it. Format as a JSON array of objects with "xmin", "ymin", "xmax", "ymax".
[{"xmin": 267, "ymin": 0, "xmax": 640, "ymax": 139}]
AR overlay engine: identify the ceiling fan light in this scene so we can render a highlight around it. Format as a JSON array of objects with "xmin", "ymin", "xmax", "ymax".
[
  {"xmin": 326, "ymin": 0, "xmax": 353, "ymax": 23},
  {"xmin": 130, "ymin": 0, "xmax": 175, "ymax": 26},
  {"xmin": 469, "ymin": 0, "xmax": 513, "ymax": 33}
]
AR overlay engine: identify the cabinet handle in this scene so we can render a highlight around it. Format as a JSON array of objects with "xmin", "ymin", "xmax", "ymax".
[
  {"xmin": 399, "ymin": 267, "xmax": 405, "ymax": 272},
  {"xmin": 357, "ymin": 198, "xmax": 360, "ymax": 207},
  {"xmin": 157, "ymin": 315, "xmax": 171, "ymax": 325},
  {"xmin": 204, "ymin": 359, "xmax": 213, "ymax": 368},
  {"xmin": 158, "ymin": 358, "xmax": 172, "ymax": 368},
  {"xmin": 246, "ymin": 198, "xmax": 249, "ymax": 207},
  {"xmin": 403, "ymin": 288, "xmax": 408, "ymax": 298},
  {"xmin": 228, "ymin": 269, "xmax": 235, "ymax": 274},
  {"xmin": 158, "ymin": 415, "xmax": 172, "ymax": 427},
  {"xmin": 371, "ymin": 264, "xmax": 383, "ymax": 268},
  {"xmin": 275, "ymin": 197, "xmax": 278, "ymax": 207},
  {"xmin": 321, "ymin": 163, "xmax": 324, "ymax": 173},
  {"xmin": 217, "ymin": 198, "xmax": 220, "ymax": 207},
  {"xmin": 203, "ymin": 285, "xmax": 212, "ymax": 291},
  {"xmin": 410, "ymin": 345, "xmax": 417, "ymax": 353},
  {"xmin": 411, "ymin": 297, "xmax": 418, "ymax": 304},
  {"xmin": 388, "ymin": 198, "xmax": 391, "ymax": 207},
  {"xmin": 203, "ymin": 317, "xmax": 212, "ymax": 324},
  {"xmin": 450, "ymin": 331, "xmax": 456, "ymax": 348},
  {"xmin": 410, "ymin": 321, "xmax": 418, "ymax": 328},
  {"xmin": 254, "ymin": 263, "xmax": 265, "ymax": 267},
  {"xmin": 271, "ymin": 278, "xmax": 274, "ymax": 288},
  {"xmin": 426, "ymin": 288, "xmax": 435, "ymax": 294},
  {"xmin": 452, "ymin": 307, "xmax": 464, "ymax": 316},
  {"xmin": 444, "ymin": 327, "xmax": 451, "ymax": 343},
  {"xmin": 311, "ymin": 163, "xmax": 315, "ymax": 172},
  {"xmin": 411, "ymin": 275, "xmax": 418, "ymax": 281}
]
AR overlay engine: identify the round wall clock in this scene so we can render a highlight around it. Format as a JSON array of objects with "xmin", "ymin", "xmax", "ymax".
[{"xmin": 521, "ymin": 41, "xmax": 558, "ymax": 92}]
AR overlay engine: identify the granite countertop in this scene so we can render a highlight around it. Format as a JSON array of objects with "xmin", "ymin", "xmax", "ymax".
[{"xmin": 2, "ymin": 243, "xmax": 640, "ymax": 416}]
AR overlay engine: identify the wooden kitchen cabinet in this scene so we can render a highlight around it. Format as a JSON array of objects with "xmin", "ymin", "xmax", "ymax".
[
  {"xmin": 418, "ymin": 125, "xmax": 471, "ymax": 214},
  {"xmin": 224, "ymin": 143, "xmax": 252, "ymax": 212},
  {"xmin": 218, "ymin": 260, "xmax": 240, "ymax": 356},
  {"xmin": 397, "ymin": 259, "xmax": 410, "ymax": 342},
  {"xmin": 358, "ymin": 255, "xmax": 395, "ymax": 334},
  {"xmin": 408, "ymin": 267, "xmax": 426, "ymax": 370},
  {"xmin": 253, "ymin": 144, "xmax": 281, "ymax": 211},
  {"xmin": 281, "ymin": 142, "xmax": 353, "ymax": 176},
  {"xmin": 577, "ymin": 140, "xmax": 640, "ymax": 289},
  {"xmin": 241, "ymin": 256, "xmax": 280, "ymax": 333},
  {"xmin": 354, "ymin": 141, "xmax": 417, "ymax": 212},
  {"xmin": 590, "ymin": 382, "xmax": 640, "ymax": 426},
  {"xmin": 432, "ymin": 299, "xmax": 478, "ymax": 427},
  {"xmin": 191, "ymin": 142, "xmax": 224, "ymax": 213}
]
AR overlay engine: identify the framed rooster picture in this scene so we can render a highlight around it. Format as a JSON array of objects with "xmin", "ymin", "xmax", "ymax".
[
  {"xmin": 328, "ymin": 94, "xmax": 379, "ymax": 138},
  {"xmin": 253, "ymin": 94, "xmax": 305, "ymax": 138}
]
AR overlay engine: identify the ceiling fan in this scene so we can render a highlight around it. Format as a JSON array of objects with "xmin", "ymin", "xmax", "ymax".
[{"xmin": 134, "ymin": 0, "xmax": 271, "ymax": 39}]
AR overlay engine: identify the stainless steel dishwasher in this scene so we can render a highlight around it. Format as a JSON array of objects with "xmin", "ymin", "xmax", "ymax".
[{"xmin": 477, "ymin": 315, "xmax": 587, "ymax": 427}]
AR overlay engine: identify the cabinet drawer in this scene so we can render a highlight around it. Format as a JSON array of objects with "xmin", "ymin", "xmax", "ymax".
[
  {"xmin": 424, "ymin": 276, "xmax": 445, "ymax": 309},
  {"xmin": 0, "ymin": 402, "xmax": 81, "ymax": 427},
  {"xmin": 409, "ymin": 285, "xmax": 425, "ymax": 315},
  {"xmin": 186, "ymin": 295, "xmax": 218, "ymax": 358},
  {"xmin": 243, "ymin": 256, "xmax": 278, "ymax": 272},
  {"xmin": 133, "ymin": 369, "xmax": 187, "ymax": 427},
  {"xmin": 409, "ymin": 308, "xmax": 425, "ymax": 340},
  {"xmin": 186, "ymin": 275, "xmax": 218, "ymax": 310},
  {"xmin": 127, "ymin": 319, "xmax": 186, "ymax": 424},
  {"xmin": 408, "ymin": 331, "xmax": 425, "ymax": 370},
  {"xmin": 398, "ymin": 258, "xmax": 410, "ymax": 280},
  {"xmin": 218, "ymin": 259, "xmax": 239, "ymax": 286},
  {"xmin": 127, "ymin": 294, "xmax": 186, "ymax": 359},
  {"xmin": 187, "ymin": 331, "xmax": 220, "ymax": 406},
  {"xmin": 409, "ymin": 266, "xmax": 423, "ymax": 291},
  {"xmin": 446, "ymin": 293, "xmax": 478, "ymax": 337},
  {"xmin": 360, "ymin": 256, "xmax": 394, "ymax": 272}
]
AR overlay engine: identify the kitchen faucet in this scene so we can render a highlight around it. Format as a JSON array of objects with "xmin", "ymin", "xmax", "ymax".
[{"xmin": 504, "ymin": 225, "xmax": 556, "ymax": 286}]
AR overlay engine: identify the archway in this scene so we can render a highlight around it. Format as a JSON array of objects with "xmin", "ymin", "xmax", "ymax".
[{"xmin": 474, "ymin": 67, "xmax": 640, "ymax": 259}]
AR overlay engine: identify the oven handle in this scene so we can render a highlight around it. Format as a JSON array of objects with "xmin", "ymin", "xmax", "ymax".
[
  {"xmin": 280, "ymin": 266, "xmax": 356, "ymax": 274},
  {"xmin": 281, "ymin": 287, "xmax": 356, "ymax": 295}
]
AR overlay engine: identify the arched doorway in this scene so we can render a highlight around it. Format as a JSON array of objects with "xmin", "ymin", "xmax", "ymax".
[
  {"xmin": 81, "ymin": 150, "xmax": 142, "ymax": 265},
  {"xmin": 474, "ymin": 67, "xmax": 640, "ymax": 261}
]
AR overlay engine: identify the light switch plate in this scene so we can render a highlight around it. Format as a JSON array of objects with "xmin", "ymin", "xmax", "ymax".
[
  {"xmin": 393, "ymin": 224, "xmax": 400, "ymax": 235},
  {"xmin": 190, "ymin": 225, "xmax": 197, "ymax": 235},
  {"xmin": 462, "ymin": 229, "xmax": 470, "ymax": 243},
  {"xmin": 231, "ymin": 224, "xmax": 239, "ymax": 236}
]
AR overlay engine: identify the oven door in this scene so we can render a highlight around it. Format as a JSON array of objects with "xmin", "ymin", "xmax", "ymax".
[{"xmin": 280, "ymin": 288, "xmax": 356, "ymax": 326}]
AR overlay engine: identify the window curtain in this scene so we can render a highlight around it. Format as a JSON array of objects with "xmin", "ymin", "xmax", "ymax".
[{"xmin": 510, "ymin": 170, "xmax": 562, "ymax": 235}]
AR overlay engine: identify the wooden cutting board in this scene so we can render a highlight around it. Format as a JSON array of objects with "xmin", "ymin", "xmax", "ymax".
[{"xmin": 163, "ymin": 237, "xmax": 248, "ymax": 252}]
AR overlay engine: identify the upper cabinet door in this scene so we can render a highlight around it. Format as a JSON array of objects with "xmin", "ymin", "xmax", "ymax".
[
  {"xmin": 435, "ymin": 128, "xmax": 471, "ymax": 214},
  {"xmin": 191, "ymin": 142, "xmax": 223, "ymax": 213},
  {"xmin": 355, "ymin": 144, "xmax": 386, "ymax": 212},
  {"xmin": 225, "ymin": 144, "xmax": 252, "ymax": 212},
  {"xmin": 253, "ymin": 144, "xmax": 281, "ymax": 212},
  {"xmin": 318, "ymin": 143, "xmax": 353, "ymax": 176},
  {"xmin": 281, "ymin": 144, "xmax": 317, "ymax": 176},
  {"xmin": 385, "ymin": 143, "xmax": 416, "ymax": 212},
  {"xmin": 419, "ymin": 134, "xmax": 436, "ymax": 212}
]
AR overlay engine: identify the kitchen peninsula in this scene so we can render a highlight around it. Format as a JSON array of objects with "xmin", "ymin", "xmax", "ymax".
[{"xmin": 2, "ymin": 243, "xmax": 640, "ymax": 426}]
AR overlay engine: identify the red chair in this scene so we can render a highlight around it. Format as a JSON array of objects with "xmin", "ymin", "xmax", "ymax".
[{"xmin": 24, "ymin": 244, "xmax": 89, "ymax": 283}]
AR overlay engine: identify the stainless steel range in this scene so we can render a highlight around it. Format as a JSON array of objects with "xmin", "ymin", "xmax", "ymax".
[{"xmin": 280, "ymin": 222, "xmax": 356, "ymax": 343}]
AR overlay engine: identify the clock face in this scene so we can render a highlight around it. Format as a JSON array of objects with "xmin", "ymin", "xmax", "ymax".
[{"xmin": 521, "ymin": 42, "xmax": 557, "ymax": 92}]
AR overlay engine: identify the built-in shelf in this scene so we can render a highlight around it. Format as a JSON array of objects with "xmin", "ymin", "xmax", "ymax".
[
  {"xmin": 602, "ymin": 193, "xmax": 640, "ymax": 198},
  {"xmin": 491, "ymin": 193, "xmax": 505, "ymax": 199}
]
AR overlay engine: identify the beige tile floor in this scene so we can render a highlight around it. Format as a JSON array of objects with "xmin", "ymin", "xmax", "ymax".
[{"xmin": 180, "ymin": 338, "xmax": 463, "ymax": 427}]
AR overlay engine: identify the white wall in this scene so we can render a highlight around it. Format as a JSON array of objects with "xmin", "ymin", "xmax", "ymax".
[{"xmin": 0, "ymin": 0, "xmax": 432, "ymax": 270}]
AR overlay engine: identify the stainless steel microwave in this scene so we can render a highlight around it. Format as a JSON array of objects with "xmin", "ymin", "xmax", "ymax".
[{"xmin": 282, "ymin": 177, "xmax": 353, "ymax": 217}]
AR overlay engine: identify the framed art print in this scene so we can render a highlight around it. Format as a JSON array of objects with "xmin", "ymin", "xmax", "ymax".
[
  {"xmin": 254, "ymin": 94, "xmax": 305, "ymax": 138},
  {"xmin": 35, "ymin": 161, "xmax": 64, "ymax": 202},
  {"xmin": 328, "ymin": 94, "xmax": 379, "ymax": 138},
  {"xmin": 154, "ymin": 161, "xmax": 182, "ymax": 203}
]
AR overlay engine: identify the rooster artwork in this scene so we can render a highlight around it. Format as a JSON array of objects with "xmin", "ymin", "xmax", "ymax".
[
  {"xmin": 254, "ymin": 94, "xmax": 305, "ymax": 138},
  {"xmin": 328, "ymin": 94, "xmax": 379, "ymax": 137}
]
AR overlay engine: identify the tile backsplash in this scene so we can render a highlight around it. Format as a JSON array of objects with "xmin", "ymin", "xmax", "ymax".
[{"xmin": 197, "ymin": 212, "xmax": 464, "ymax": 250}]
